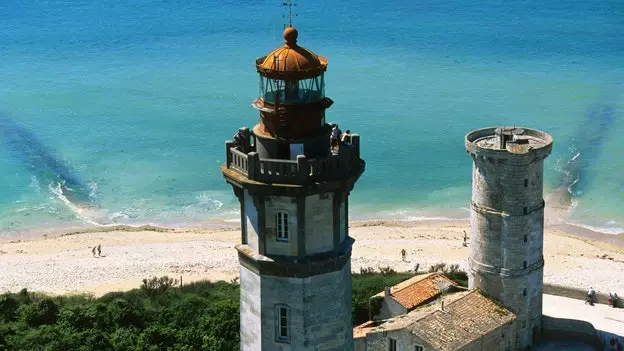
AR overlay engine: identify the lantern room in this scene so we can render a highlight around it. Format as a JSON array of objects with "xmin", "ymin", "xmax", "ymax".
[{"xmin": 252, "ymin": 26, "xmax": 334, "ymax": 141}]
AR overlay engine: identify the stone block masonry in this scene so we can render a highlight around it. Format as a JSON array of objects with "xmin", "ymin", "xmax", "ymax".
[
  {"xmin": 240, "ymin": 261, "xmax": 353, "ymax": 351},
  {"xmin": 465, "ymin": 127, "xmax": 553, "ymax": 350}
]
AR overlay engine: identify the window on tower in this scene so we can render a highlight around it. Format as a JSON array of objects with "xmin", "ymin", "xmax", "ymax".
[
  {"xmin": 388, "ymin": 338, "xmax": 397, "ymax": 351},
  {"xmin": 276, "ymin": 305, "xmax": 290, "ymax": 342},
  {"xmin": 276, "ymin": 212, "xmax": 289, "ymax": 242},
  {"xmin": 260, "ymin": 75, "xmax": 325, "ymax": 105}
]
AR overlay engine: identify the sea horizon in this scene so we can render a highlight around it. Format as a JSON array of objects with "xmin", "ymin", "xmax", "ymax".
[{"xmin": 1, "ymin": 0, "xmax": 622, "ymax": 238}]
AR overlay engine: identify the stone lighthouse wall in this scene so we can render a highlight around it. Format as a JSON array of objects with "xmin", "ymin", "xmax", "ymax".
[
  {"xmin": 465, "ymin": 127, "xmax": 552, "ymax": 350},
  {"xmin": 240, "ymin": 262, "xmax": 353, "ymax": 351},
  {"xmin": 237, "ymin": 190, "xmax": 355, "ymax": 351}
]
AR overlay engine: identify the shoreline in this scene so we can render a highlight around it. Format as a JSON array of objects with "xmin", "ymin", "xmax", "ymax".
[
  {"xmin": 1, "ymin": 219, "xmax": 623, "ymax": 297},
  {"xmin": 3, "ymin": 218, "xmax": 622, "ymax": 249},
  {"xmin": 3, "ymin": 186, "xmax": 623, "ymax": 242}
]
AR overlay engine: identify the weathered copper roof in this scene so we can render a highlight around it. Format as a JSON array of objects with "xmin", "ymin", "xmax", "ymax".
[
  {"xmin": 377, "ymin": 273, "xmax": 458, "ymax": 310},
  {"xmin": 256, "ymin": 26, "xmax": 327, "ymax": 80}
]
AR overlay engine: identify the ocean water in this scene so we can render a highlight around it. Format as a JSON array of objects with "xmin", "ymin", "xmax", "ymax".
[{"xmin": 0, "ymin": 0, "xmax": 622, "ymax": 237}]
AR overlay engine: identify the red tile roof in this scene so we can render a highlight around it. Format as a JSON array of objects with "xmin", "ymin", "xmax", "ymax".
[{"xmin": 387, "ymin": 273, "xmax": 458, "ymax": 310}]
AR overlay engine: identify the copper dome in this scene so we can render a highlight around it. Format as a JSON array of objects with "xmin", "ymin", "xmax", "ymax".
[{"xmin": 256, "ymin": 26, "xmax": 327, "ymax": 80}]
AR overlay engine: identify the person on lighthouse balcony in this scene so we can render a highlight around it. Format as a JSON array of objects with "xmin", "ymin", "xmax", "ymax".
[{"xmin": 331, "ymin": 124, "xmax": 342, "ymax": 150}]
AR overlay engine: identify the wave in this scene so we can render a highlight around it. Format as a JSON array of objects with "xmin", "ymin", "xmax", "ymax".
[
  {"xmin": 564, "ymin": 221, "xmax": 624, "ymax": 236},
  {"xmin": 404, "ymin": 216, "xmax": 468, "ymax": 222},
  {"xmin": 49, "ymin": 181, "xmax": 104, "ymax": 226},
  {"xmin": 42, "ymin": 182, "xmax": 240, "ymax": 235}
]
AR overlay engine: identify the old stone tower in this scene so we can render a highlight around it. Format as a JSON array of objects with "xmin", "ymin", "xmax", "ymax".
[
  {"xmin": 465, "ymin": 127, "xmax": 552, "ymax": 350},
  {"xmin": 222, "ymin": 26, "xmax": 364, "ymax": 350}
]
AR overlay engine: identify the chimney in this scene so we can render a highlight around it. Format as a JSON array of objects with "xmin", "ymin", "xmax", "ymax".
[{"xmin": 384, "ymin": 286, "xmax": 391, "ymax": 297}]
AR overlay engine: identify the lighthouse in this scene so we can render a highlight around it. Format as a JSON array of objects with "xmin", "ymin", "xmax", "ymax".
[
  {"xmin": 465, "ymin": 127, "xmax": 553, "ymax": 349},
  {"xmin": 222, "ymin": 26, "xmax": 365, "ymax": 350}
]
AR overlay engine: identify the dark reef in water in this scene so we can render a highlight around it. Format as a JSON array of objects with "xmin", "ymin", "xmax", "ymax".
[
  {"xmin": 554, "ymin": 102, "xmax": 615, "ymax": 198},
  {"xmin": 0, "ymin": 114, "xmax": 93, "ymax": 205}
]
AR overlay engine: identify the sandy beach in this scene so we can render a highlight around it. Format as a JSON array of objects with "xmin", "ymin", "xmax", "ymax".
[{"xmin": 1, "ymin": 221, "xmax": 623, "ymax": 297}]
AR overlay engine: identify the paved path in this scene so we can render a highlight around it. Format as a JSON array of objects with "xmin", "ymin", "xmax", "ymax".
[{"xmin": 543, "ymin": 294, "xmax": 624, "ymax": 348}]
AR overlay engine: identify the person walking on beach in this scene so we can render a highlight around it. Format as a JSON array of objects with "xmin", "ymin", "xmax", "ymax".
[
  {"xmin": 401, "ymin": 249, "xmax": 406, "ymax": 262},
  {"xmin": 586, "ymin": 286, "xmax": 596, "ymax": 305},
  {"xmin": 91, "ymin": 246, "xmax": 97, "ymax": 257},
  {"xmin": 462, "ymin": 230, "xmax": 468, "ymax": 247},
  {"xmin": 97, "ymin": 244, "xmax": 102, "ymax": 257}
]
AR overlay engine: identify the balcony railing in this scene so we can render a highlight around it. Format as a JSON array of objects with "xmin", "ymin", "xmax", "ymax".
[{"xmin": 224, "ymin": 134, "xmax": 362, "ymax": 184}]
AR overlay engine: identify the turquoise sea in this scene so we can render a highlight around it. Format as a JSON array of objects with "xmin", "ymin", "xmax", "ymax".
[{"xmin": 1, "ymin": 0, "xmax": 622, "ymax": 238}]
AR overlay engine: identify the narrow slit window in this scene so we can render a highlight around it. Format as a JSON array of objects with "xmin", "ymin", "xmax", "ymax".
[
  {"xmin": 276, "ymin": 305, "xmax": 289, "ymax": 342},
  {"xmin": 523, "ymin": 288, "xmax": 527, "ymax": 297},
  {"xmin": 523, "ymin": 261, "xmax": 527, "ymax": 269},
  {"xmin": 524, "ymin": 179, "xmax": 528, "ymax": 187},
  {"xmin": 388, "ymin": 338, "xmax": 397, "ymax": 351},
  {"xmin": 524, "ymin": 234, "xmax": 528, "ymax": 243},
  {"xmin": 276, "ymin": 212, "xmax": 289, "ymax": 242}
]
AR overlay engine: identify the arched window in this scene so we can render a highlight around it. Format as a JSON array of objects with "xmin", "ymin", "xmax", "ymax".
[
  {"xmin": 275, "ymin": 212, "xmax": 289, "ymax": 242},
  {"xmin": 275, "ymin": 304, "xmax": 290, "ymax": 342}
]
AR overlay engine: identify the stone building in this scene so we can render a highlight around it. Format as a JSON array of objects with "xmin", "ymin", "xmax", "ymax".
[
  {"xmin": 354, "ymin": 290, "xmax": 517, "ymax": 351},
  {"xmin": 373, "ymin": 273, "xmax": 459, "ymax": 320},
  {"xmin": 352, "ymin": 126, "xmax": 554, "ymax": 351},
  {"xmin": 221, "ymin": 26, "xmax": 365, "ymax": 350},
  {"xmin": 465, "ymin": 127, "xmax": 553, "ymax": 349}
]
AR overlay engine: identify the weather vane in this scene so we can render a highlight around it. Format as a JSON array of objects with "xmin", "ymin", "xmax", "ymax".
[{"xmin": 282, "ymin": 0, "xmax": 298, "ymax": 27}]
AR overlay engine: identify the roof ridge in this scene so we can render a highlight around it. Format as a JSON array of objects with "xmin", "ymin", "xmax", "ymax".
[{"xmin": 444, "ymin": 289, "xmax": 477, "ymax": 307}]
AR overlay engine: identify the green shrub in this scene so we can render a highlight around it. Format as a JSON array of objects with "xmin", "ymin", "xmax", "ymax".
[
  {"xmin": 1, "ymin": 271, "xmax": 430, "ymax": 350},
  {"xmin": 351, "ymin": 272, "xmax": 413, "ymax": 325},
  {"xmin": 0, "ymin": 295, "xmax": 19, "ymax": 322},
  {"xmin": 136, "ymin": 325, "xmax": 178, "ymax": 350},
  {"xmin": 446, "ymin": 270, "xmax": 468, "ymax": 287},
  {"xmin": 108, "ymin": 327, "xmax": 139, "ymax": 350},
  {"xmin": 108, "ymin": 298, "xmax": 145, "ymax": 328},
  {"xmin": 141, "ymin": 276, "xmax": 179, "ymax": 297},
  {"xmin": 58, "ymin": 303, "xmax": 109, "ymax": 330},
  {"xmin": 427, "ymin": 262, "xmax": 468, "ymax": 287},
  {"xmin": 21, "ymin": 298, "xmax": 59, "ymax": 327}
]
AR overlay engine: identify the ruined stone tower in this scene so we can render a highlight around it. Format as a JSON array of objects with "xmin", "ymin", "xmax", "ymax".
[
  {"xmin": 465, "ymin": 127, "xmax": 552, "ymax": 350},
  {"xmin": 222, "ymin": 26, "xmax": 364, "ymax": 350}
]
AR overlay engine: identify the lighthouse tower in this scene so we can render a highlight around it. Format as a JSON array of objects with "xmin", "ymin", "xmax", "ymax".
[
  {"xmin": 465, "ymin": 127, "xmax": 552, "ymax": 350},
  {"xmin": 222, "ymin": 26, "xmax": 364, "ymax": 350}
]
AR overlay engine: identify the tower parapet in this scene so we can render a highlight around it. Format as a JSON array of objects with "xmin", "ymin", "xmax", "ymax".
[
  {"xmin": 465, "ymin": 126, "xmax": 552, "ymax": 350},
  {"xmin": 222, "ymin": 26, "xmax": 364, "ymax": 351}
]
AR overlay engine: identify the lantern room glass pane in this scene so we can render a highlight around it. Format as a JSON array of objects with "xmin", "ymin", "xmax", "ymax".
[{"xmin": 259, "ymin": 74, "xmax": 325, "ymax": 105}]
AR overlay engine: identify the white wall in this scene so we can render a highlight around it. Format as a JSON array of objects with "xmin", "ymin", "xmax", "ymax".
[
  {"xmin": 259, "ymin": 263, "xmax": 354, "ymax": 350},
  {"xmin": 305, "ymin": 193, "xmax": 334, "ymax": 255},
  {"xmin": 265, "ymin": 196, "xmax": 298, "ymax": 256},
  {"xmin": 244, "ymin": 189, "xmax": 259, "ymax": 251},
  {"xmin": 240, "ymin": 265, "xmax": 262, "ymax": 351}
]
